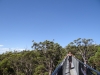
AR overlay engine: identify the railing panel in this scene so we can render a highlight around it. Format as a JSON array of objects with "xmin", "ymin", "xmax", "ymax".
[
  {"xmin": 52, "ymin": 56, "xmax": 100, "ymax": 75},
  {"xmin": 51, "ymin": 58, "xmax": 66, "ymax": 75},
  {"xmin": 73, "ymin": 57, "xmax": 100, "ymax": 75},
  {"xmin": 62, "ymin": 57, "xmax": 70, "ymax": 75}
]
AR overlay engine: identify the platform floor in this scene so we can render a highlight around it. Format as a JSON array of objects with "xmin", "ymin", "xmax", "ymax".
[
  {"xmin": 70, "ymin": 62, "xmax": 77, "ymax": 75},
  {"xmin": 63, "ymin": 58, "xmax": 77, "ymax": 75}
]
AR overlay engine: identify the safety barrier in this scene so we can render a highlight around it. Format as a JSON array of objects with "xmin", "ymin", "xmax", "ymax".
[
  {"xmin": 51, "ymin": 58, "xmax": 66, "ymax": 75},
  {"xmin": 52, "ymin": 56, "xmax": 100, "ymax": 75},
  {"xmin": 62, "ymin": 57, "xmax": 68, "ymax": 75},
  {"xmin": 73, "ymin": 57, "xmax": 100, "ymax": 75}
]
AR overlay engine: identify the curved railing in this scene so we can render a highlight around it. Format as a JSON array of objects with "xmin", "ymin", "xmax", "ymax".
[
  {"xmin": 73, "ymin": 57, "xmax": 100, "ymax": 75},
  {"xmin": 51, "ymin": 58, "xmax": 66, "ymax": 75},
  {"xmin": 52, "ymin": 56, "xmax": 100, "ymax": 75}
]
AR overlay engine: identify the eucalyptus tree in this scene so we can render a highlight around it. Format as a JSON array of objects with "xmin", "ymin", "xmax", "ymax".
[
  {"xmin": 89, "ymin": 46, "xmax": 100, "ymax": 71},
  {"xmin": 31, "ymin": 40, "xmax": 65, "ymax": 75},
  {"xmin": 65, "ymin": 38, "xmax": 98, "ymax": 75},
  {"xmin": 66, "ymin": 38, "xmax": 97, "ymax": 64}
]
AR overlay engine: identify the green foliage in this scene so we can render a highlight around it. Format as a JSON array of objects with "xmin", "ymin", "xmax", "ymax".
[
  {"xmin": 0, "ymin": 38, "xmax": 99, "ymax": 75},
  {"xmin": 0, "ymin": 40, "xmax": 66, "ymax": 75},
  {"xmin": 88, "ymin": 56, "xmax": 95, "ymax": 65},
  {"xmin": 89, "ymin": 47, "xmax": 100, "ymax": 71}
]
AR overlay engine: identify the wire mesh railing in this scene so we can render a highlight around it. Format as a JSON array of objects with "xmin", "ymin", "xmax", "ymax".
[
  {"xmin": 51, "ymin": 58, "xmax": 66, "ymax": 75},
  {"xmin": 73, "ymin": 57, "xmax": 100, "ymax": 75},
  {"xmin": 52, "ymin": 56, "xmax": 100, "ymax": 75},
  {"xmin": 62, "ymin": 57, "xmax": 68, "ymax": 75}
]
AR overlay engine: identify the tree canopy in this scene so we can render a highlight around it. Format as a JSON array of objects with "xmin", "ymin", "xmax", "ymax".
[{"xmin": 0, "ymin": 38, "xmax": 99, "ymax": 75}]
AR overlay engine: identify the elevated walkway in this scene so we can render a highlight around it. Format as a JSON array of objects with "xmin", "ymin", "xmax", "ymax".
[
  {"xmin": 52, "ymin": 57, "xmax": 100, "ymax": 75},
  {"xmin": 63, "ymin": 57, "xmax": 77, "ymax": 75},
  {"xmin": 70, "ymin": 62, "xmax": 77, "ymax": 75}
]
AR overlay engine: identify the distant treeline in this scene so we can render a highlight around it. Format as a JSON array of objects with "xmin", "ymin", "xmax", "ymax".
[{"xmin": 0, "ymin": 38, "xmax": 100, "ymax": 75}]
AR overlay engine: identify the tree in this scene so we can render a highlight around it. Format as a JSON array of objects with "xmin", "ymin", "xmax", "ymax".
[
  {"xmin": 31, "ymin": 40, "xmax": 65, "ymax": 75},
  {"xmin": 66, "ymin": 38, "xmax": 97, "ymax": 74},
  {"xmin": 89, "ymin": 46, "xmax": 100, "ymax": 71},
  {"xmin": 71, "ymin": 38, "xmax": 97, "ymax": 62},
  {"xmin": 0, "ymin": 38, "xmax": 99, "ymax": 75}
]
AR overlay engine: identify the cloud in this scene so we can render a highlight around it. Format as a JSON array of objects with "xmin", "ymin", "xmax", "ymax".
[
  {"xmin": 0, "ymin": 45, "xmax": 3, "ymax": 47},
  {"xmin": 0, "ymin": 48, "xmax": 25, "ymax": 54}
]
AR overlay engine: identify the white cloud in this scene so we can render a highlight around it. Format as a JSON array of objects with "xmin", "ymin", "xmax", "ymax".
[
  {"xmin": 0, "ymin": 45, "xmax": 3, "ymax": 47},
  {"xmin": 0, "ymin": 48, "xmax": 25, "ymax": 54}
]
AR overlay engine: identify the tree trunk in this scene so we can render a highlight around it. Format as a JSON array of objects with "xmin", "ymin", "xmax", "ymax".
[
  {"xmin": 48, "ymin": 60, "xmax": 52, "ymax": 75},
  {"xmin": 83, "ymin": 56, "xmax": 87, "ymax": 75},
  {"xmin": 49, "ymin": 69, "xmax": 52, "ymax": 75}
]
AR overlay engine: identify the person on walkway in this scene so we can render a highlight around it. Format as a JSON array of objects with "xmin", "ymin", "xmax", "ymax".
[{"xmin": 67, "ymin": 52, "xmax": 73, "ymax": 69}]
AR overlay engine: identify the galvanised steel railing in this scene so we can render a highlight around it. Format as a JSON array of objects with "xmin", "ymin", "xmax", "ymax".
[
  {"xmin": 51, "ymin": 57, "xmax": 66, "ymax": 75},
  {"xmin": 73, "ymin": 57, "xmax": 100, "ymax": 75},
  {"xmin": 52, "ymin": 56, "xmax": 100, "ymax": 75}
]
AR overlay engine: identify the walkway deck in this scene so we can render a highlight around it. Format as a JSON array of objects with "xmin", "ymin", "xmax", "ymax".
[
  {"xmin": 52, "ymin": 57, "xmax": 100, "ymax": 75},
  {"xmin": 70, "ymin": 62, "xmax": 77, "ymax": 75},
  {"xmin": 63, "ymin": 58, "xmax": 77, "ymax": 75}
]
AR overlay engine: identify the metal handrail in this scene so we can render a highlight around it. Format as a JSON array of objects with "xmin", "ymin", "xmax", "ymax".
[
  {"xmin": 51, "ymin": 58, "xmax": 66, "ymax": 75},
  {"xmin": 51, "ymin": 64, "xmax": 62, "ymax": 75},
  {"xmin": 52, "ymin": 56, "xmax": 100, "ymax": 75},
  {"xmin": 73, "ymin": 57, "xmax": 100, "ymax": 75}
]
